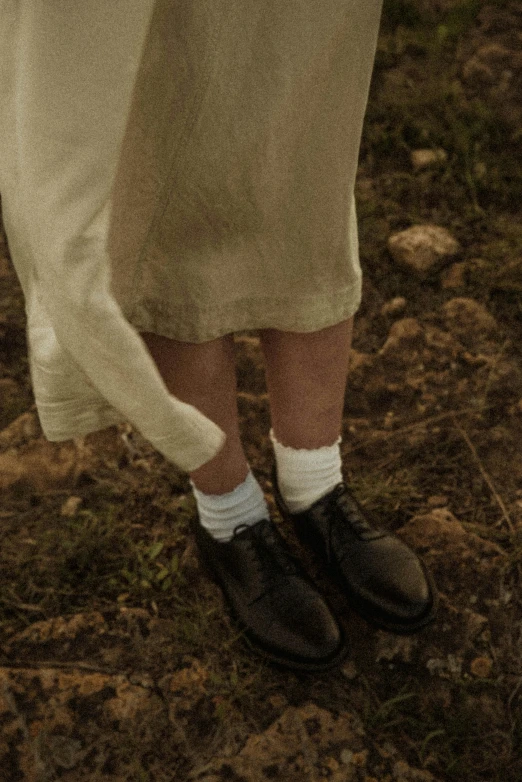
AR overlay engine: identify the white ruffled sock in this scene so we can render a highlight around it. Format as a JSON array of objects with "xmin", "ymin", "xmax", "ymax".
[
  {"xmin": 190, "ymin": 469, "xmax": 269, "ymax": 542},
  {"xmin": 270, "ymin": 428, "xmax": 343, "ymax": 513}
]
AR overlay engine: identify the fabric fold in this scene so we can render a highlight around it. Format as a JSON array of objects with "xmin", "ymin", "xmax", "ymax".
[{"xmin": 0, "ymin": 0, "xmax": 225, "ymax": 472}]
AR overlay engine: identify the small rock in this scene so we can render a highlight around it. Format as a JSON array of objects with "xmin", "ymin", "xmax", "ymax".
[
  {"xmin": 470, "ymin": 656, "xmax": 493, "ymax": 678},
  {"xmin": 427, "ymin": 495, "xmax": 449, "ymax": 507},
  {"xmin": 352, "ymin": 750, "xmax": 369, "ymax": 767},
  {"xmin": 381, "ymin": 296, "xmax": 407, "ymax": 316},
  {"xmin": 379, "ymin": 318, "xmax": 424, "ymax": 364},
  {"xmin": 60, "ymin": 496, "xmax": 83, "ymax": 517},
  {"xmin": 411, "ymin": 148, "xmax": 448, "ymax": 170},
  {"xmin": 388, "ymin": 225, "xmax": 460, "ymax": 275},
  {"xmin": 340, "ymin": 748, "xmax": 354, "ymax": 765},
  {"xmin": 442, "ymin": 298, "xmax": 497, "ymax": 337},
  {"xmin": 0, "ymin": 439, "xmax": 81, "ymax": 493},
  {"xmin": 375, "ymin": 634, "xmax": 414, "ymax": 664},
  {"xmin": 104, "ymin": 679, "xmax": 157, "ymax": 723},
  {"xmin": 426, "ymin": 655, "xmax": 463, "ymax": 679},
  {"xmin": 386, "ymin": 318, "xmax": 423, "ymax": 343},
  {"xmin": 161, "ymin": 659, "xmax": 208, "ymax": 713},
  {"xmin": 399, "ymin": 508, "xmax": 503, "ymax": 555},
  {"xmin": 348, "ymin": 349, "xmax": 374, "ymax": 373},
  {"xmin": 323, "ymin": 756, "xmax": 340, "ymax": 773},
  {"xmin": 341, "ymin": 660, "xmax": 358, "ymax": 680},
  {"xmin": 441, "ymin": 262, "xmax": 467, "ymax": 289}
]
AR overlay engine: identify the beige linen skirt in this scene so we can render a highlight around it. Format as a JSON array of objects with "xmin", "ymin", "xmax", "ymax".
[{"xmin": 108, "ymin": 0, "xmax": 383, "ymax": 343}]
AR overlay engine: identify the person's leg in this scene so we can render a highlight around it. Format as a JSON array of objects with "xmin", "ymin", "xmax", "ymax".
[
  {"xmin": 141, "ymin": 331, "xmax": 269, "ymax": 541},
  {"xmin": 259, "ymin": 318, "xmax": 353, "ymax": 450},
  {"xmin": 141, "ymin": 331, "xmax": 249, "ymax": 494},
  {"xmin": 142, "ymin": 330, "xmax": 345, "ymax": 668},
  {"xmin": 260, "ymin": 319, "xmax": 437, "ymax": 634},
  {"xmin": 259, "ymin": 319, "xmax": 352, "ymax": 512}
]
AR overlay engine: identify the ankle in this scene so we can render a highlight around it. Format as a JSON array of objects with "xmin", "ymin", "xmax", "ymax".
[
  {"xmin": 191, "ymin": 469, "xmax": 269, "ymax": 542},
  {"xmin": 270, "ymin": 428, "xmax": 342, "ymax": 513},
  {"xmin": 189, "ymin": 441, "xmax": 249, "ymax": 495}
]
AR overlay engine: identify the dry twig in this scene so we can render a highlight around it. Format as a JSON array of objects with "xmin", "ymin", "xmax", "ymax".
[{"xmin": 451, "ymin": 415, "xmax": 514, "ymax": 533}]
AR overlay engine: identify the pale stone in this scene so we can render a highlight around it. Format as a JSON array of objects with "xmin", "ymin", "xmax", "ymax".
[
  {"xmin": 381, "ymin": 296, "xmax": 407, "ymax": 316},
  {"xmin": 427, "ymin": 495, "xmax": 449, "ymax": 507},
  {"xmin": 379, "ymin": 318, "xmax": 424, "ymax": 364},
  {"xmin": 399, "ymin": 508, "xmax": 503, "ymax": 555},
  {"xmin": 0, "ymin": 440, "xmax": 80, "ymax": 492},
  {"xmin": 60, "ymin": 495, "xmax": 83, "ymax": 517},
  {"xmin": 411, "ymin": 148, "xmax": 447, "ymax": 170},
  {"xmin": 442, "ymin": 297, "xmax": 497, "ymax": 336},
  {"xmin": 387, "ymin": 225, "xmax": 460, "ymax": 274}
]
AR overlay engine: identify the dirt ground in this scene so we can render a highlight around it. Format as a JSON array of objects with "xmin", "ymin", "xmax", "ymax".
[{"xmin": 1, "ymin": 2, "xmax": 522, "ymax": 780}]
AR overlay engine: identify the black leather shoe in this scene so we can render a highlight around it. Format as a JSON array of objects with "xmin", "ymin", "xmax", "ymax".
[
  {"xmin": 272, "ymin": 467, "xmax": 437, "ymax": 634},
  {"xmin": 191, "ymin": 516, "xmax": 347, "ymax": 671}
]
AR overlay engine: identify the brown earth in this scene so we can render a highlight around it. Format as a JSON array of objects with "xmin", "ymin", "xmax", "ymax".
[{"xmin": 1, "ymin": 2, "xmax": 522, "ymax": 781}]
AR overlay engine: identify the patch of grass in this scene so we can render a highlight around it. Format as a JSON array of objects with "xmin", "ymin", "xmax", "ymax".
[
  {"xmin": 347, "ymin": 465, "xmax": 424, "ymax": 528},
  {"xmin": 117, "ymin": 540, "xmax": 182, "ymax": 596},
  {"xmin": 0, "ymin": 504, "xmax": 132, "ymax": 625},
  {"xmin": 0, "ymin": 498, "xmax": 196, "ymax": 629},
  {"xmin": 361, "ymin": 674, "xmax": 521, "ymax": 782},
  {"xmin": 430, "ymin": 680, "xmax": 521, "ymax": 780},
  {"xmin": 206, "ymin": 661, "xmax": 266, "ymax": 727},
  {"xmin": 435, "ymin": 0, "xmax": 485, "ymax": 46},
  {"xmin": 363, "ymin": 0, "xmax": 522, "ymax": 225},
  {"xmin": 468, "ymin": 218, "xmax": 522, "ymax": 292}
]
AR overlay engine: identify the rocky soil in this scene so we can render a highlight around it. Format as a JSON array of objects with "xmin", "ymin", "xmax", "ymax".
[{"xmin": 1, "ymin": 2, "xmax": 522, "ymax": 781}]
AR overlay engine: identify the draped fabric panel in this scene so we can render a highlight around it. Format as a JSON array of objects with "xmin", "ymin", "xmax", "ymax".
[{"xmin": 0, "ymin": 1, "xmax": 225, "ymax": 472}]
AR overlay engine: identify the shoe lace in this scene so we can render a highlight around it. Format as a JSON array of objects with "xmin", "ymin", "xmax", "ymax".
[
  {"xmin": 331, "ymin": 484, "xmax": 381, "ymax": 540},
  {"xmin": 233, "ymin": 520, "xmax": 299, "ymax": 589}
]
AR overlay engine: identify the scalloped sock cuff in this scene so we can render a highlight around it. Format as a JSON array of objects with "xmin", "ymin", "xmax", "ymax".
[{"xmin": 270, "ymin": 428, "xmax": 343, "ymax": 513}]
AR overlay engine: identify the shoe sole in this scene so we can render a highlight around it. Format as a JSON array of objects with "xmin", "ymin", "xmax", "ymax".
[
  {"xmin": 190, "ymin": 518, "xmax": 349, "ymax": 672},
  {"xmin": 343, "ymin": 572, "xmax": 438, "ymax": 635}
]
